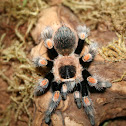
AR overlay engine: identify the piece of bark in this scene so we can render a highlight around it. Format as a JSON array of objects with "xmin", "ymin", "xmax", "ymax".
[{"xmin": 31, "ymin": 6, "xmax": 126, "ymax": 126}]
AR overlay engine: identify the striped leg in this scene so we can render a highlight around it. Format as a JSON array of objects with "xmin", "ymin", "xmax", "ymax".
[
  {"xmin": 74, "ymin": 83, "xmax": 82, "ymax": 109},
  {"xmin": 45, "ymin": 82, "xmax": 62, "ymax": 124},
  {"xmin": 81, "ymin": 70, "xmax": 111, "ymax": 126},
  {"xmin": 87, "ymin": 75, "xmax": 112, "ymax": 90},
  {"xmin": 41, "ymin": 26, "xmax": 58, "ymax": 60},
  {"xmin": 82, "ymin": 69, "xmax": 112, "ymax": 91},
  {"xmin": 81, "ymin": 80, "xmax": 95, "ymax": 126},
  {"xmin": 75, "ymin": 25, "xmax": 90, "ymax": 55}
]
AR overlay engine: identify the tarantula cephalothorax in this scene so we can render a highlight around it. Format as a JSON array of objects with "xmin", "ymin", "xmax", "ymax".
[{"xmin": 33, "ymin": 25, "xmax": 112, "ymax": 125}]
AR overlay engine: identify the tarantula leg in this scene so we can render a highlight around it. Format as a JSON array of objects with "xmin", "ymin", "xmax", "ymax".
[
  {"xmin": 82, "ymin": 96, "xmax": 95, "ymax": 126},
  {"xmin": 34, "ymin": 78, "xmax": 49, "ymax": 96},
  {"xmin": 61, "ymin": 83, "xmax": 68, "ymax": 100},
  {"xmin": 34, "ymin": 72, "xmax": 54, "ymax": 96},
  {"xmin": 41, "ymin": 26, "xmax": 54, "ymax": 49},
  {"xmin": 75, "ymin": 25, "xmax": 90, "ymax": 55},
  {"xmin": 82, "ymin": 43, "xmax": 98, "ymax": 62},
  {"xmin": 74, "ymin": 83, "xmax": 82, "ymax": 109},
  {"xmin": 81, "ymin": 81, "xmax": 95, "ymax": 126},
  {"xmin": 87, "ymin": 75, "xmax": 112, "ymax": 90},
  {"xmin": 32, "ymin": 56, "xmax": 53, "ymax": 68},
  {"xmin": 41, "ymin": 26, "xmax": 58, "ymax": 60},
  {"xmin": 45, "ymin": 91, "xmax": 61, "ymax": 124},
  {"xmin": 45, "ymin": 82, "xmax": 62, "ymax": 124}
]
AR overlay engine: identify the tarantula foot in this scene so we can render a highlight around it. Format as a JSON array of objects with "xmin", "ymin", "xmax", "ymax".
[
  {"xmin": 33, "ymin": 56, "xmax": 48, "ymax": 67},
  {"xmin": 97, "ymin": 81, "xmax": 112, "ymax": 90},
  {"xmin": 75, "ymin": 98, "xmax": 82, "ymax": 109},
  {"xmin": 77, "ymin": 25, "xmax": 90, "ymax": 40},
  {"xmin": 62, "ymin": 93, "xmax": 67, "ymax": 101},
  {"xmin": 104, "ymin": 81, "xmax": 112, "ymax": 88},
  {"xmin": 45, "ymin": 115, "xmax": 51, "ymax": 124},
  {"xmin": 74, "ymin": 91, "xmax": 82, "ymax": 109},
  {"xmin": 88, "ymin": 114, "xmax": 95, "ymax": 126}
]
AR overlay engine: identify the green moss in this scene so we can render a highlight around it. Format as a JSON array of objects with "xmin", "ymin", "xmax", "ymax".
[
  {"xmin": 0, "ymin": 0, "xmax": 49, "ymax": 126},
  {"xmin": 63, "ymin": 0, "xmax": 126, "ymax": 35},
  {"xmin": 0, "ymin": 40, "xmax": 40, "ymax": 126},
  {"xmin": 99, "ymin": 34, "xmax": 126, "ymax": 62}
]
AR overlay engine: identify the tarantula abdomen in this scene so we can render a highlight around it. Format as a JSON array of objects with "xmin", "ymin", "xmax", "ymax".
[{"xmin": 53, "ymin": 26, "xmax": 77, "ymax": 55}]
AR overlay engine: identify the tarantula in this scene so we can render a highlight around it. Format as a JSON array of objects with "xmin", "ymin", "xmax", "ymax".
[{"xmin": 33, "ymin": 24, "xmax": 112, "ymax": 126}]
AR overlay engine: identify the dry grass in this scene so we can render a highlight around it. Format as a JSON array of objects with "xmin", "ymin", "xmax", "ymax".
[{"xmin": 99, "ymin": 34, "xmax": 126, "ymax": 62}]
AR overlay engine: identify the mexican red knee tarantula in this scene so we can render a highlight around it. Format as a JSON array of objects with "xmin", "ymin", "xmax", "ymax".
[{"xmin": 33, "ymin": 24, "xmax": 112, "ymax": 126}]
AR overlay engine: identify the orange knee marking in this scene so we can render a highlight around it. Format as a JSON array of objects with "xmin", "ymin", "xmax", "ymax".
[
  {"xmin": 83, "ymin": 97, "xmax": 90, "ymax": 105},
  {"xmin": 81, "ymin": 33, "xmax": 85, "ymax": 39},
  {"xmin": 46, "ymin": 39, "xmax": 53, "ymax": 49},
  {"xmin": 53, "ymin": 91, "xmax": 60, "ymax": 101},
  {"xmin": 83, "ymin": 53, "xmax": 92, "ymax": 62},
  {"xmin": 40, "ymin": 59, "xmax": 47, "ymax": 66},
  {"xmin": 40, "ymin": 79, "xmax": 48, "ymax": 86},
  {"xmin": 87, "ymin": 76, "xmax": 97, "ymax": 84}
]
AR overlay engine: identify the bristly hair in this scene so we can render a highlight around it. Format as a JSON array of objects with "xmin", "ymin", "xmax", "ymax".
[
  {"xmin": 41, "ymin": 26, "xmax": 54, "ymax": 41},
  {"xmin": 77, "ymin": 25, "xmax": 90, "ymax": 39},
  {"xmin": 53, "ymin": 25, "xmax": 76, "ymax": 55}
]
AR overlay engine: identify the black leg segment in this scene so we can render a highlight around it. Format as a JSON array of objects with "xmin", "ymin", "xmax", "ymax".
[
  {"xmin": 75, "ymin": 39, "xmax": 85, "ymax": 55},
  {"xmin": 47, "ymin": 47, "xmax": 58, "ymax": 60},
  {"xmin": 81, "ymin": 80, "xmax": 95, "ymax": 126}
]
